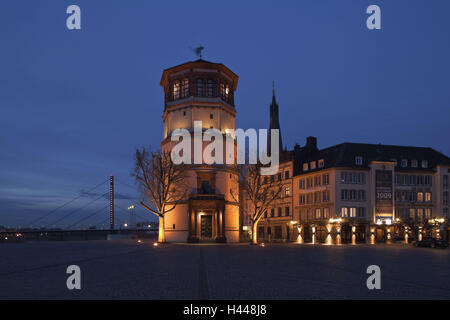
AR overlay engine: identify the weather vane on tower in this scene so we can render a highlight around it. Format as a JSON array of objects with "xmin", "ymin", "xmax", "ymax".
[{"xmin": 193, "ymin": 46, "xmax": 204, "ymax": 59}]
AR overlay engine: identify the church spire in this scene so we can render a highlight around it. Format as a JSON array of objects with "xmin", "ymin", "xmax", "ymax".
[{"xmin": 268, "ymin": 82, "xmax": 283, "ymax": 156}]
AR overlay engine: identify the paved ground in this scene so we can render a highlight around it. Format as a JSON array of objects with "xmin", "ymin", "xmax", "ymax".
[{"xmin": 0, "ymin": 240, "xmax": 449, "ymax": 299}]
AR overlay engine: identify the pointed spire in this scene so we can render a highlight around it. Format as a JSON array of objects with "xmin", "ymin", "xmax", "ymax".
[{"xmin": 268, "ymin": 82, "xmax": 283, "ymax": 156}]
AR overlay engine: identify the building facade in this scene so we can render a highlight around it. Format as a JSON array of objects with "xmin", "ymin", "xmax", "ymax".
[
  {"xmin": 159, "ymin": 59, "xmax": 240, "ymax": 243},
  {"xmin": 244, "ymin": 89, "xmax": 450, "ymax": 244}
]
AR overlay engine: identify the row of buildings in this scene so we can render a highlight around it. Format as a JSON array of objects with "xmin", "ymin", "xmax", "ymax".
[{"xmin": 157, "ymin": 58, "xmax": 450, "ymax": 244}]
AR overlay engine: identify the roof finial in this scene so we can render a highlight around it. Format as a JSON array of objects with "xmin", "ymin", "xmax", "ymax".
[
  {"xmin": 272, "ymin": 80, "xmax": 275, "ymax": 96},
  {"xmin": 194, "ymin": 46, "xmax": 204, "ymax": 59}
]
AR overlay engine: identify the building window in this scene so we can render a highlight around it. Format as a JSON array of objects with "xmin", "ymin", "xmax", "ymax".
[
  {"xmin": 349, "ymin": 207, "xmax": 356, "ymax": 217},
  {"xmin": 411, "ymin": 160, "xmax": 418, "ymax": 168},
  {"xmin": 183, "ymin": 111, "xmax": 186, "ymax": 116},
  {"xmin": 444, "ymin": 175, "xmax": 449, "ymax": 189},
  {"xmin": 315, "ymin": 208, "xmax": 321, "ymax": 219},
  {"xmin": 340, "ymin": 207, "xmax": 348, "ymax": 217},
  {"xmin": 182, "ymin": 78, "xmax": 190, "ymax": 98},
  {"xmin": 314, "ymin": 176, "xmax": 321, "ymax": 187},
  {"xmin": 196, "ymin": 79, "xmax": 205, "ymax": 96},
  {"xmin": 172, "ymin": 80, "xmax": 181, "ymax": 100},
  {"xmin": 422, "ymin": 160, "xmax": 428, "ymax": 168},
  {"xmin": 270, "ymin": 208, "xmax": 275, "ymax": 217},
  {"xmin": 220, "ymin": 83, "xmax": 230, "ymax": 102},
  {"xmin": 355, "ymin": 156, "xmax": 363, "ymax": 165},
  {"xmin": 307, "ymin": 177, "xmax": 313, "ymax": 189},
  {"xmin": 285, "ymin": 171, "xmax": 290, "ymax": 179},
  {"xmin": 401, "ymin": 175, "xmax": 407, "ymax": 185},
  {"xmin": 285, "ymin": 186, "xmax": 291, "ymax": 197},
  {"xmin": 358, "ymin": 190, "xmax": 366, "ymax": 201},
  {"xmin": 401, "ymin": 159, "xmax": 408, "ymax": 168},
  {"xmin": 424, "ymin": 175, "xmax": 431, "ymax": 186},
  {"xmin": 322, "ymin": 174, "xmax": 329, "ymax": 185},
  {"xmin": 410, "ymin": 175, "xmax": 416, "ymax": 185},
  {"xmin": 277, "ymin": 173, "xmax": 282, "ymax": 181},
  {"xmin": 417, "ymin": 192, "xmax": 424, "ymax": 202},
  {"xmin": 417, "ymin": 208, "xmax": 424, "ymax": 221},
  {"xmin": 210, "ymin": 114, "xmax": 213, "ymax": 119},
  {"xmin": 444, "ymin": 207, "xmax": 449, "ymax": 218},
  {"xmin": 318, "ymin": 159, "xmax": 325, "ymax": 168},
  {"xmin": 425, "ymin": 208, "xmax": 432, "ymax": 219},
  {"xmin": 310, "ymin": 161, "xmax": 316, "ymax": 170},
  {"xmin": 340, "ymin": 172, "xmax": 347, "ymax": 184},
  {"xmin": 341, "ymin": 190, "xmax": 348, "ymax": 201},
  {"xmin": 417, "ymin": 175, "xmax": 424, "ymax": 185},
  {"xmin": 299, "ymin": 194, "xmax": 305, "ymax": 204},
  {"xmin": 207, "ymin": 79, "xmax": 215, "ymax": 97},
  {"xmin": 299, "ymin": 179, "xmax": 305, "ymax": 189},
  {"xmin": 303, "ymin": 163, "xmax": 308, "ymax": 171},
  {"xmin": 357, "ymin": 173, "xmax": 366, "ymax": 184},
  {"xmin": 278, "ymin": 207, "xmax": 282, "ymax": 217},
  {"xmin": 323, "ymin": 208, "xmax": 330, "ymax": 218},
  {"xmin": 285, "ymin": 206, "xmax": 290, "ymax": 217},
  {"xmin": 322, "ymin": 190, "xmax": 330, "ymax": 202},
  {"xmin": 443, "ymin": 192, "xmax": 449, "ymax": 205},
  {"xmin": 264, "ymin": 210, "xmax": 268, "ymax": 218}
]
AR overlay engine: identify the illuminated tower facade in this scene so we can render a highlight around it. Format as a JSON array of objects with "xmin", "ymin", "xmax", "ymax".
[{"xmin": 159, "ymin": 59, "xmax": 240, "ymax": 242}]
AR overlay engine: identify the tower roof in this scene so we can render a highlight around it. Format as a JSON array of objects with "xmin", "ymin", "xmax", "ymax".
[{"xmin": 160, "ymin": 59, "xmax": 239, "ymax": 90}]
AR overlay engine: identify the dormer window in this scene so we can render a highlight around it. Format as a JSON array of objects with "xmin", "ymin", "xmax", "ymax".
[
  {"xmin": 310, "ymin": 161, "xmax": 316, "ymax": 170},
  {"xmin": 355, "ymin": 156, "xmax": 363, "ymax": 165},
  {"xmin": 401, "ymin": 159, "xmax": 408, "ymax": 168},
  {"xmin": 303, "ymin": 163, "xmax": 309, "ymax": 171},
  {"xmin": 411, "ymin": 160, "xmax": 418, "ymax": 168},
  {"xmin": 422, "ymin": 160, "xmax": 428, "ymax": 168},
  {"xmin": 318, "ymin": 159, "xmax": 325, "ymax": 168}
]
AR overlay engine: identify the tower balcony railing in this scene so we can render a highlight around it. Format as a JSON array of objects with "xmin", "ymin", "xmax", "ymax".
[{"xmin": 190, "ymin": 189, "xmax": 224, "ymax": 201}]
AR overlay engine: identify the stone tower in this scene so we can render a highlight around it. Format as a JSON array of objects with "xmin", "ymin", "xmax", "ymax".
[{"xmin": 159, "ymin": 59, "xmax": 240, "ymax": 243}]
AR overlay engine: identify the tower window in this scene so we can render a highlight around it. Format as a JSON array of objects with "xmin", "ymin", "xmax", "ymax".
[
  {"xmin": 196, "ymin": 79, "xmax": 205, "ymax": 97},
  {"xmin": 207, "ymin": 79, "xmax": 215, "ymax": 97},
  {"xmin": 181, "ymin": 78, "xmax": 190, "ymax": 98},
  {"xmin": 210, "ymin": 114, "xmax": 213, "ymax": 119},
  {"xmin": 220, "ymin": 83, "xmax": 230, "ymax": 102},
  {"xmin": 183, "ymin": 111, "xmax": 186, "ymax": 116},
  {"xmin": 172, "ymin": 80, "xmax": 181, "ymax": 100}
]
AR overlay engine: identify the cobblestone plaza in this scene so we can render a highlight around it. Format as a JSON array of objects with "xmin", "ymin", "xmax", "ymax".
[{"xmin": 0, "ymin": 240, "xmax": 449, "ymax": 299}]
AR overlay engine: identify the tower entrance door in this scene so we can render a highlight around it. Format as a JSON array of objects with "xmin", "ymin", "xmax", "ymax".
[{"xmin": 201, "ymin": 215, "xmax": 213, "ymax": 239}]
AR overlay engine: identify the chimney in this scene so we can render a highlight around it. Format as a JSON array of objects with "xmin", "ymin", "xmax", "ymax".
[{"xmin": 306, "ymin": 136, "xmax": 318, "ymax": 153}]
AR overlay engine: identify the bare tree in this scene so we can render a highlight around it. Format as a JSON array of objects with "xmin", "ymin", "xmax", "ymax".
[
  {"xmin": 134, "ymin": 148, "xmax": 188, "ymax": 242},
  {"xmin": 234, "ymin": 163, "xmax": 283, "ymax": 245}
]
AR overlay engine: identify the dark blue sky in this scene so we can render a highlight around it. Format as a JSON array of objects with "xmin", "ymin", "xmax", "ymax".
[{"xmin": 1, "ymin": 0, "xmax": 449, "ymax": 228}]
